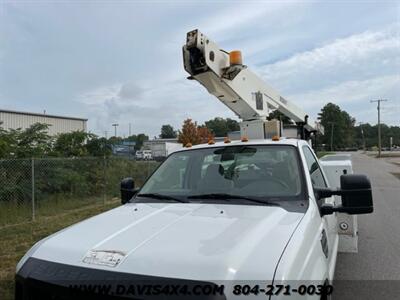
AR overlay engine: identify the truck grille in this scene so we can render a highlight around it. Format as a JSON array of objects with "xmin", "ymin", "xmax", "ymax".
[{"xmin": 16, "ymin": 258, "xmax": 226, "ymax": 300}]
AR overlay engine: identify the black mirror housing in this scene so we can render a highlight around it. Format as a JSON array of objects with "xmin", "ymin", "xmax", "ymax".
[
  {"xmin": 120, "ymin": 177, "xmax": 137, "ymax": 204},
  {"xmin": 340, "ymin": 174, "xmax": 373, "ymax": 214},
  {"xmin": 316, "ymin": 174, "xmax": 374, "ymax": 216}
]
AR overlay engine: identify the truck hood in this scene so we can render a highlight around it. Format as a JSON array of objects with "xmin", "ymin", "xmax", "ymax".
[{"xmin": 28, "ymin": 203, "xmax": 303, "ymax": 281}]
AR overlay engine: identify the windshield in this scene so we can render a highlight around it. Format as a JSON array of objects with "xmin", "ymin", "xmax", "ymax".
[{"xmin": 137, "ymin": 145, "xmax": 305, "ymax": 203}]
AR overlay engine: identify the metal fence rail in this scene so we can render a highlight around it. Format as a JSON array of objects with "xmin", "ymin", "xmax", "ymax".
[{"xmin": 0, "ymin": 157, "xmax": 160, "ymax": 227}]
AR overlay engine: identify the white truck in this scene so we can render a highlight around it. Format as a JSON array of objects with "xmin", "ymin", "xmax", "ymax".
[
  {"xmin": 143, "ymin": 141, "xmax": 183, "ymax": 161},
  {"xmin": 135, "ymin": 149, "xmax": 153, "ymax": 160},
  {"xmin": 15, "ymin": 30, "xmax": 373, "ymax": 300}
]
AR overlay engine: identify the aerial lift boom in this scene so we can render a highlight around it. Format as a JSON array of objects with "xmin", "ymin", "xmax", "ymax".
[{"xmin": 183, "ymin": 29, "xmax": 324, "ymax": 140}]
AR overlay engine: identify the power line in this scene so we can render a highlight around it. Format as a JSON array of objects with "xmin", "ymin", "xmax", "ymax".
[{"xmin": 370, "ymin": 99, "xmax": 388, "ymax": 158}]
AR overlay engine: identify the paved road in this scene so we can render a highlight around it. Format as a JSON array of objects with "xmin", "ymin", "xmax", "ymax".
[{"xmin": 334, "ymin": 152, "xmax": 400, "ymax": 299}]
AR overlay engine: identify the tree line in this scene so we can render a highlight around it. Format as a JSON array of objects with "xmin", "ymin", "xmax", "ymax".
[
  {"xmin": 0, "ymin": 122, "xmax": 150, "ymax": 159},
  {"xmin": 0, "ymin": 102, "xmax": 398, "ymax": 159},
  {"xmin": 159, "ymin": 117, "xmax": 240, "ymax": 139},
  {"xmin": 162, "ymin": 103, "xmax": 399, "ymax": 150},
  {"xmin": 318, "ymin": 103, "xmax": 399, "ymax": 150},
  {"xmin": 0, "ymin": 123, "xmax": 157, "ymax": 206}
]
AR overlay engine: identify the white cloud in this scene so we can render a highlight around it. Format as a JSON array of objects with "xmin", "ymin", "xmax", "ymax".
[
  {"xmin": 248, "ymin": 24, "xmax": 400, "ymax": 125},
  {"xmin": 78, "ymin": 84, "xmax": 121, "ymax": 105},
  {"xmin": 3, "ymin": 1, "xmax": 399, "ymax": 136},
  {"xmin": 199, "ymin": 2, "xmax": 291, "ymax": 37},
  {"xmin": 78, "ymin": 79, "xmax": 238, "ymax": 137},
  {"xmin": 288, "ymin": 75, "xmax": 400, "ymax": 125},
  {"xmin": 118, "ymin": 81, "xmax": 144, "ymax": 100},
  {"xmin": 351, "ymin": 103, "xmax": 400, "ymax": 127},
  {"xmin": 79, "ymin": 22, "xmax": 400, "ymax": 136},
  {"xmin": 258, "ymin": 25, "xmax": 400, "ymax": 93},
  {"xmin": 291, "ymin": 75, "xmax": 399, "ymax": 107}
]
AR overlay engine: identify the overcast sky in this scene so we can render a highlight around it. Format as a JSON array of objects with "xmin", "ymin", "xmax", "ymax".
[{"xmin": 0, "ymin": 0, "xmax": 399, "ymax": 137}]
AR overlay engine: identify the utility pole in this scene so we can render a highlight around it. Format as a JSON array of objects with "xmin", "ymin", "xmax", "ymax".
[
  {"xmin": 128, "ymin": 123, "xmax": 133, "ymax": 159},
  {"xmin": 370, "ymin": 99, "xmax": 388, "ymax": 157},
  {"xmin": 112, "ymin": 123, "xmax": 119, "ymax": 137},
  {"xmin": 358, "ymin": 122, "xmax": 365, "ymax": 152}
]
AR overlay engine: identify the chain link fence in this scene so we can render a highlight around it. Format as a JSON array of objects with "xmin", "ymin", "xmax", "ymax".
[{"xmin": 0, "ymin": 157, "xmax": 160, "ymax": 227}]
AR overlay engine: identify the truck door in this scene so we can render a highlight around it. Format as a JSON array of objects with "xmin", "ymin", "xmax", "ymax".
[{"xmin": 302, "ymin": 146, "xmax": 338, "ymax": 273}]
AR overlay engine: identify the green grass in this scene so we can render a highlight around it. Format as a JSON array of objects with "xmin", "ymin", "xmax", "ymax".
[
  {"xmin": 377, "ymin": 152, "xmax": 400, "ymax": 158},
  {"xmin": 0, "ymin": 157, "xmax": 161, "ymax": 298},
  {"xmin": 316, "ymin": 151, "xmax": 335, "ymax": 159},
  {"xmin": 0, "ymin": 199, "xmax": 120, "ymax": 300},
  {"xmin": 0, "ymin": 196, "xmax": 107, "ymax": 227}
]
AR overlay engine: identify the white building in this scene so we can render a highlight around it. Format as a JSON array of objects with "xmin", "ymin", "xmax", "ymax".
[{"xmin": 0, "ymin": 109, "xmax": 87, "ymax": 136}]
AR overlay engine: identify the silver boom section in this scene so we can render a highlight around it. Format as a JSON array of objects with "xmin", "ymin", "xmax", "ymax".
[{"xmin": 183, "ymin": 29, "xmax": 324, "ymax": 136}]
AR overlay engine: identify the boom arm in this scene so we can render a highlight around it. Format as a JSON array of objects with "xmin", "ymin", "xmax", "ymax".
[{"xmin": 183, "ymin": 29, "xmax": 324, "ymax": 137}]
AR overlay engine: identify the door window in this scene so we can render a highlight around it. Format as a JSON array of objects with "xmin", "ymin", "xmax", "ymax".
[{"xmin": 302, "ymin": 146, "xmax": 327, "ymax": 189}]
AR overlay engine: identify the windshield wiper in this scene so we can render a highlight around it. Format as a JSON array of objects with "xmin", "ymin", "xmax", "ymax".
[
  {"xmin": 188, "ymin": 193, "xmax": 279, "ymax": 206},
  {"xmin": 136, "ymin": 193, "xmax": 189, "ymax": 203}
]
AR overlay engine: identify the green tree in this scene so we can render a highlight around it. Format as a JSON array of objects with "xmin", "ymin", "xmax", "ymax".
[
  {"xmin": 86, "ymin": 137, "xmax": 112, "ymax": 156},
  {"xmin": 122, "ymin": 134, "xmax": 149, "ymax": 150},
  {"xmin": 53, "ymin": 131, "xmax": 94, "ymax": 157},
  {"xmin": 267, "ymin": 110, "xmax": 292, "ymax": 125},
  {"xmin": 0, "ymin": 123, "xmax": 52, "ymax": 158},
  {"xmin": 108, "ymin": 136, "xmax": 123, "ymax": 146},
  {"xmin": 15, "ymin": 123, "xmax": 52, "ymax": 158},
  {"xmin": 160, "ymin": 125, "xmax": 177, "ymax": 138},
  {"xmin": 134, "ymin": 133, "xmax": 149, "ymax": 150},
  {"xmin": 354, "ymin": 123, "xmax": 400, "ymax": 149},
  {"xmin": 318, "ymin": 103, "xmax": 356, "ymax": 150},
  {"xmin": 205, "ymin": 117, "xmax": 240, "ymax": 137},
  {"xmin": 226, "ymin": 118, "xmax": 240, "ymax": 132},
  {"xmin": 0, "ymin": 122, "xmax": 14, "ymax": 158}
]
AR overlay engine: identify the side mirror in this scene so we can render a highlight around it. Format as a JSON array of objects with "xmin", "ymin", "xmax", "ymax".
[
  {"xmin": 316, "ymin": 174, "xmax": 374, "ymax": 216},
  {"xmin": 120, "ymin": 177, "xmax": 138, "ymax": 204},
  {"xmin": 340, "ymin": 174, "xmax": 373, "ymax": 214}
]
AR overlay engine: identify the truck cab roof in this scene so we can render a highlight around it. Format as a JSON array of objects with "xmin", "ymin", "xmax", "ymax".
[{"xmin": 178, "ymin": 138, "xmax": 308, "ymax": 152}]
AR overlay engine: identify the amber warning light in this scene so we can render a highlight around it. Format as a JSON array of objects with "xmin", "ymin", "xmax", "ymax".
[{"xmin": 229, "ymin": 50, "xmax": 243, "ymax": 65}]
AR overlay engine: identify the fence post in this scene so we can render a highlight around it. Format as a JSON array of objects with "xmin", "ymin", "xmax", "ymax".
[{"xmin": 31, "ymin": 157, "xmax": 35, "ymax": 221}]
